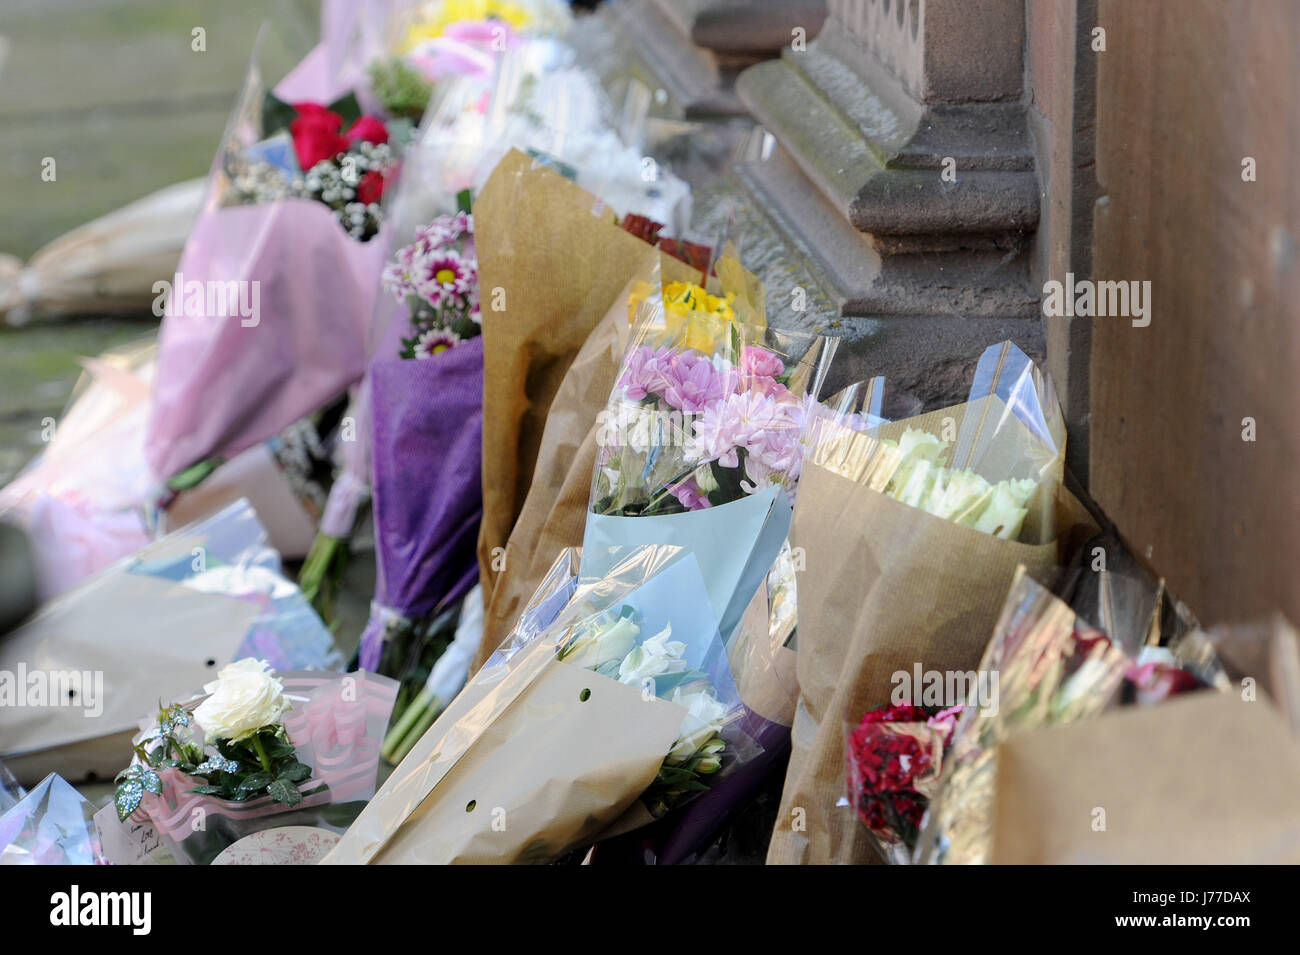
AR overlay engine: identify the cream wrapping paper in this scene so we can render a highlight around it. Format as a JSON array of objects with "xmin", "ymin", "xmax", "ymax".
[
  {"xmin": 323, "ymin": 633, "xmax": 688, "ymax": 864},
  {"xmin": 0, "ymin": 571, "xmax": 257, "ymax": 785}
]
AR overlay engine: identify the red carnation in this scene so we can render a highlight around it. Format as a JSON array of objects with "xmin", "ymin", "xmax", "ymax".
[
  {"xmin": 846, "ymin": 702, "xmax": 961, "ymax": 858},
  {"xmin": 345, "ymin": 115, "xmax": 389, "ymax": 146},
  {"xmin": 357, "ymin": 170, "xmax": 386, "ymax": 205}
]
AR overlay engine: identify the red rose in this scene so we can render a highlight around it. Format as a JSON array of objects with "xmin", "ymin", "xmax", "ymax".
[
  {"xmin": 357, "ymin": 170, "xmax": 386, "ymax": 205},
  {"xmin": 292, "ymin": 102, "xmax": 338, "ymax": 120},
  {"xmin": 289, "ymin": 104, "xmax": 348, "ymax": 170},
  {"xmin": 345, "ymin": 115, "xmax": 389, "ymax": 146}
]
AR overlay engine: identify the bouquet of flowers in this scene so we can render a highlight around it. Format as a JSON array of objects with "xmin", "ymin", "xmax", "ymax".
[
  {"xmin": 325, "ymin": 545, "xmax": 765, "ymax": 864},
  {"xmin": 0, "ymin": 498, "xmax": 341, "ymax": 786},
  {"xmin": 114, "ymin": 661, "xmax": 396, "ymax": 865},
  {"xmin": 472, "ymin": 148, "xmax": 702, "ymax": 665},
  {"xmin": 914, "ymin": 568, "xmax": 1131, "ymax": 865},
  {"xmin": 354, "ymin": 206, "xmax": 484, "ymax": 680},
  {"xmin": 556, "ymin": 602, "xmax": 734, "ymax": 817},
  {"xmin": 510, "ymin": 255, "xmax": 832, "ymax": 865},
  {"xmin": 389, "ymin": 205, "xmax": 481, "ymax": 357},
  {"xmin": 582, "ymin": 252, "xmax": 836, "ymax": 648},
  {"xmin": 845, "ymin": 702, "xmax": 963, "ymax": 864},
  {"xmin": 368, "ymin": 0, "xmax": 572, "ymax": 121},
  {"xmin": 767, "ymin": 342, "xmax": 1101, "ymax": 865},
  {"xmin": 146, "ymin": 16, "xmax": 396, "ymax": 494},
  {"xmin": 223, "ymin": 95, "xmax": 395, "ymax": 241}
]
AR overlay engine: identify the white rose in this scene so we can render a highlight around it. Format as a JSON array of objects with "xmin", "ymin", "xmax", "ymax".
[
  {"xmin": 617, "ymin": 625, "xmax": 688, "ymax": 689},
  {"xmin": 561, "ymin": 616, "xmax": 640, "ymax": 670},
  {"xmin": 192, "ymin": 658, "xmax": 290, "ymax": 742}
]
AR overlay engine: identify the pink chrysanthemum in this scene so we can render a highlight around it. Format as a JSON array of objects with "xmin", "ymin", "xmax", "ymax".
[
  {"xmin": 417, "ymin": 249, "xmax": 474, "ymax": 297},
  {"xmin": 616, "ymin": 345, "xmax": 671, "ymax": 401},
  {"xmin": 412, "ymin": 327, "xmax": 462, "ymax": 359},
  {"xmin": 657, "ymin": 351, "xmax": 739, "ymax": 415},
  {"xmin": 690, "ymin": 389, "xmax": 798, "ymax": 470},
  {"xmin": 668, "ymin": 477, "xmax": 713, "ymax": 510}
]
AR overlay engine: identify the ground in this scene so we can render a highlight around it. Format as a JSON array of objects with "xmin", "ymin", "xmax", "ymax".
[{"xmin": 0, "ymin": 0, "xmax": 310, "ymax": 482}]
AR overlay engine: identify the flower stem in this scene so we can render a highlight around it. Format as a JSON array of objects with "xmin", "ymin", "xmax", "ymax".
[{"xmin": 251, "ymin": 734, "xmax": 274, "ymax": 774}]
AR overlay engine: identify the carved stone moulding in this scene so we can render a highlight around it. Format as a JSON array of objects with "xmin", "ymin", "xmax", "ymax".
[
  {"xmin": 589, "ymin": 0, "xmax": 829, "ymax": 118},
  {"xmin": 731, "ymin": 0, "xmax": 1040, "ymax": 319}
]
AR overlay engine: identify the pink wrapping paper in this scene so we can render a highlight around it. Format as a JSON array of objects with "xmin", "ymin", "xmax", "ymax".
[
  {"xmin": 146, "ymin": 200, "xmax": 390, "ymax": 482},
  {"xmin": 274, "ymin": 0, "xmax": 395, "ymax": 107}
]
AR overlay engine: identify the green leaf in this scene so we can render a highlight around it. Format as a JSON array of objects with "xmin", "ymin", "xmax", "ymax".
[
  {"xmin": 456, "ymin": 188, "xmax": 473, "ymax": 215},
  {"xmin": 655, "ymin": 766, "xmax": 696, "ymax": 786},
  {"xmin": 238, "ymin": 772, "xmax": 274, "ymax": 792},
  {"xmin": 115, "ymin": 781, "xmax": 143, "ymax": 821},
  {"xmin": 326, "ymin": 92, "xmax": 363, "ymax": 126},
  {"xmin": 266, "ymin": 778, "xmax": 302, "ymax": 806},
  {"xmin": 190, "ymin": 785, "xmax": 225, "ymax": 796},
  {"xmin": 262, "ymin": 738, "xmax": 295, "ymax": 760},
  {"xmin": 141, "ymin": 771, "xmax": 162, "ymax": 795},
  {"xmin": 277, "ymin": 762, "xmax": 311, "ymax": 783},
  {"xmin": 261, "ymin": 90, "xmax": 299, "ymax": 138}
]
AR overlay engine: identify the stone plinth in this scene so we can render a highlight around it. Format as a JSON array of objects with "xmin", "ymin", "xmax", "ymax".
[{"xmin": 689, "ymin": 0, "xmax": 1044, "ymax": 404}]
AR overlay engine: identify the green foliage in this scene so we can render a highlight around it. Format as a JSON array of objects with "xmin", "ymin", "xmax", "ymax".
[
  {"xmin": 367, "ymin": 57, "xmax": 433, "ymax": 121},
  {"xmin": 166, "ymin": 456, "xmax": 222, "ymax": 492},
  {"xmin": 113, "ymin": 703, "xmax": 314, "ymax": 821},
  {"xmin": 643, "ymin": 734, "xmax": 726, "ymax": 819}
]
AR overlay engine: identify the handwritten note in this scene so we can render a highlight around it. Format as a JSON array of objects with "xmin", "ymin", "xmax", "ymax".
[{"xmin": 93, "ymin": 802, "xmax": 167, "ymax": 865}]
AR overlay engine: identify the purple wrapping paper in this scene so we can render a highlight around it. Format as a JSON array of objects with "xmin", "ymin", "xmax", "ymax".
[
  {"xmin": 593, "ymin": 709, "xmax": 790, "ymax": 865},
  {"xmin": 359, "ymin": 336, "xmax": 484, "ymax": 669}
]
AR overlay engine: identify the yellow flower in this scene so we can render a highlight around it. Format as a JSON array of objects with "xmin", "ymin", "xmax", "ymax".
[
  {"xmin": 401, "ymin": 0, "xmax": 535, "ymax": 51},
  {"xmin": 661, "ymin": 281, "xmax": 736, "ymax": 353}
]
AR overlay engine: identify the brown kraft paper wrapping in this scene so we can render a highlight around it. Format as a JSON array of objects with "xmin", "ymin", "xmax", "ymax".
[
  {"xmin": 323, "ymin": 636, "xmax": 687, "ymax": 864},
  {"xmin": 767, "ymin": 400, "xmax": 1095, "ymax": 864},
  {"xmin": 990, "ymin": 692, "xmax": 1300, "ymax": 864},
  {"xmin": 471, "ymin": 299, "xmax": 626, "ymax": 675},
  {"xmin": 727, "ymin": 578, "xmax": 800, "ymax": 727},
  {"xmin": 473, "ymin": 150, "xmax": 698, "ymax": 613},
  {"xmin": 471, "ymin": 255, "xmax": 699, "ymax": 675}
]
